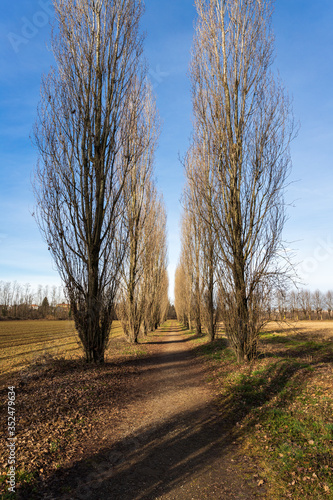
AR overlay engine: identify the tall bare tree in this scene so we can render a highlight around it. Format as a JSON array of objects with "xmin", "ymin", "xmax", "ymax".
[
  {"xmin": 312, "ymin": 290, "xmax": 323, "ymax": 320},
  {"xmin": 182, "ymin": 195, "xmax": 203, "ymax": 335},
  {"xmin": 288, "ymin": 290, "xmax": 299, "ymax": 320},
  {"xmin": 142, "ymin": 195, "xmax": 169, "ymax": 334},
  {"xmin": 325, "ymin": 290, "xmax": 333, "ymax": 319},
  {"xmin": 174, "ymin": 260, "xmax": 189, "ymax": 328},
  {"xmin": 175, "ymin": 204, "xmax": 205, "ymax": 334},
  {"xmin": 174, "ymin": 214, "xmax": 194, "ymax": 330},
  {"xmin": 116, "ymin": 80, "xmax": 160, "ymax": 343},
  {"xmin": 189, "ymin": 201, "xmax": 203, "ymax": 335},
  {"xmin": 33, "ymin": 0, "xmax": 148, "ymax": 363},
  {"xmin": 184, "ymin": 142, "xmax": 218, "ymax": 341},
  {"xmin": 299, "ymin": 289, "xmax": 312, "ymax": 320},
  {"xmin": 188, "ymin": 0, "xmax": 296, "ymax": 361}
]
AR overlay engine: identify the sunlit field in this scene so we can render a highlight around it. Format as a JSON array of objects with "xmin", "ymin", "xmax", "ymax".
[
  {"xmin": 264, "ymin": 319, "xmax": 333, "ymax": 337},
  {"xmin": 0, "ymin": 320, "xmax": 125, "ymax": 379}
]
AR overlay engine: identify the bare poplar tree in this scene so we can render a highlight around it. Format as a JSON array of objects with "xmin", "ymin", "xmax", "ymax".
[
  {"xmin": 181, "ymin": 196, "xmax": 203, "ymax": 335},
  {"xmin": 158, "ymin": 269, "xmax": 170, "ymax": 326},
  {"xmin": 299, "ymin": 289, "xmax": 312, "ymax": 320},
  {"xmin": 312, "ymin": 290, "xmax": 323, "ymax": 320},
  {"xmin": 325, "ymin": 290, "xmax": 333, "ymax": 319},
  {"xmin": 188, "ymin": 0, "xmax": 296, "ymax": 361},
  {"xmin": 0, "ymin": 282, "xmax": 12, "ymax": 316},
  {"xmin": 174, "ymin": 262, "xmax": 189, "ymax": 327},
  {"xmin": 116, "ymin": 80, "xmax": 160, "ymax": 343},
  {"xmin": 184, "ymin": 142, "xmax": 218, "ymax": 341},
  {"xmin": 175, "ymin": 215, "xmax": 194, "ymax": 330},
  {"xmin": 288, "ymin": 290, "xmax": 299, "ymax": 320},
  {"xmin": 33, "ymin": 0, "xmax": 147, "ymax": 363},
  {"xmin": 174, "ymin": 266, "xmax": 184, "ymax": 326},
  {"xmin": 189, "ymin": 201, "xmax": 203, "ymax": 335},
  {"xmin": 200, "ymin": 222, "xmax": 218, "ymax": 340},
  {"xmin": 174, "ymin": 207, "xmax": 204, "ymax": 333},
  {"xmin": 142, "ymin": 195, "xmax": 169, "ymax": 334}
]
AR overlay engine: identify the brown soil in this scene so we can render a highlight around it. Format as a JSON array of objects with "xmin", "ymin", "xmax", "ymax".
[{"xmin": 3, "ymin": 322, "xmax": 266, "ymax": 499}]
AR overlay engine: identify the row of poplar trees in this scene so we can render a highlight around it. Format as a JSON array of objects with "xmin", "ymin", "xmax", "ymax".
[
  {"xmin": 175, "ymin": 0, "xmax": 296, "ymax": 363},
  {"xmin": 33, "ymin": 0, "xmax": 168, "ymax": 363}
]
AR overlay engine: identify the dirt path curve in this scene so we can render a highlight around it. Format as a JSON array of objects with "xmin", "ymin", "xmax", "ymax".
[{"xmin": 50, "ymin": 322, "xmax": 264, "ymax": 500}]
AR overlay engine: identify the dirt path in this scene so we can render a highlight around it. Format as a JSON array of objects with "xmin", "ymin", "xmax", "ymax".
[{"xmin": 43, "ymin": 322, "xmax": 264, "ymax": 500}]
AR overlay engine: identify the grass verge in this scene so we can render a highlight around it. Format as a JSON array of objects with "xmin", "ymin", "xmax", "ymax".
[{"xmin": 195, "ymin": 321, "xmax": 333, "ymax": 499}]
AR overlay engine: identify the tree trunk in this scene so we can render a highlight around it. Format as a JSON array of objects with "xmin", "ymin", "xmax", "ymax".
[{"xmin": 207, "ymin": 258, "xmax": 215, "ymax": 342}]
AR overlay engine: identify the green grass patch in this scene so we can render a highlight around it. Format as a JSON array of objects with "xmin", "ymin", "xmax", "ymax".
[
  {"xmin": 227, "ymin": 362, "xmax": 333, "ymax": 498},
  {"xmin": 119, "ymin": 344, "xmax": 148, "ymax": 358},
  {"xmin": 249, "ymin": 401, "xmax": 333, "ymax": 498},
  {"xmin": 196, "ymin": 337, "xmax": 236, "ymax": 363},
  {"xmin": 49, "ymin": 440, "xmax": 60, "ymax": 453},
  {"xmin": 0, "ymin": 469, "xmax": 39, "ymax": 499}
]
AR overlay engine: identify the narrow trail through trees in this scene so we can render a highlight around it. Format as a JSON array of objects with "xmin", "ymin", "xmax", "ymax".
[{"xmin": 47, "ymin": 322, "xmax": 264, "ymax": 500}]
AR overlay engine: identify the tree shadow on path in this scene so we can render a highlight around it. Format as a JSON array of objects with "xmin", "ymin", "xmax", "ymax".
[
  {"xmin": 19, "ymin": 330, "xmax": 312, "ymax": 500},
  {"xmin": 34, "ymin": 398, "xmax": 261, "ymax": 500}
]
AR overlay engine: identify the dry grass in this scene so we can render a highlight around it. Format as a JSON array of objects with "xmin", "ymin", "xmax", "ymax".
[
  {"xmin": 264, "ymin": 320, "xmax": 333, "ymax": 339},
  {"xmin": 196, "ymin": 319, "xmax": 333, "ymax": 499}
]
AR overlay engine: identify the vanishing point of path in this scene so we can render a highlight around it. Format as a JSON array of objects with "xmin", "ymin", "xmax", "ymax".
[{"xmin": 47, "ymin": 321, "xmax": 265, "ymax": 500}]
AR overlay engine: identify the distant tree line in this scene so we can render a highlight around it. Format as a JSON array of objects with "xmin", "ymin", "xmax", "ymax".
[
  {"xmin": 0, "ymin": 281, "xmax": 69, "ymax": 320},
  {"xmin": 0, "ymin": 279, "xmax": 171, "ymax": 328},
  {"xmin": 174, "ymin": 285, "xmax": 333, "ymax": 338},
  {"xmin": 273, "ymin": 289, "xmax": 333, "ymax": 321}
]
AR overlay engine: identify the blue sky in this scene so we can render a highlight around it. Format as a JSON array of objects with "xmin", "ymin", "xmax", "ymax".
[{"xmin": 0, "ymin": 0, "xmax": 333, "ymax": 300}]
